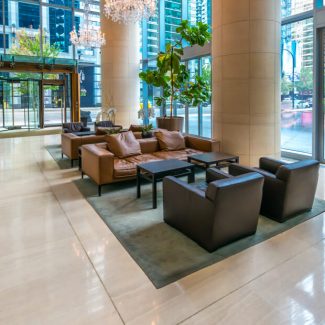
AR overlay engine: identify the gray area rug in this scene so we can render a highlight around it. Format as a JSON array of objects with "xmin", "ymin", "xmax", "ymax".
[
  {"xmin": 46, "ymin": 144, "xmax": 77, "ymax": 169},
  {"xmin": 47, "ymin": 144, "xmax": 325, "ymax": 288}
]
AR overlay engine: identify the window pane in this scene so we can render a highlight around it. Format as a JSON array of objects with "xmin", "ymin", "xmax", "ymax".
[
  {"xmin": 281, "ymin": 0, "xmax": 313, "ymax": 18},
  {"xmin": 201, "ymin": 56, "xmax": 212, "ymax": 138},
  {"xmin": 43, "ymin": 7, "xmax": 73, "ymax": 58},
  {"xmin": 188, "ymin": 59, "xmax": 199, "ymax": 135},
  {"xmin": 281, "ymin": 18, "xmax": 313, "ymax": 154},
  {"xmin": 165, "ymin": 0, "xmax": 182, "ymax": 44},
  {"xmin": 188, "ymin": 0, "xmax": 211, "ymax": 27}
]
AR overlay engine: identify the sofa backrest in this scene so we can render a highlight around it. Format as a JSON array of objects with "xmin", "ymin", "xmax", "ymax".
[{"xmin": 138, "ymin": 138, "xmax": 159, "ymax": 153}]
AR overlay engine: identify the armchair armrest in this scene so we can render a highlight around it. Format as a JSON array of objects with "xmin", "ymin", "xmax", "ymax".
[
  {"xmin": 259, "ymin": 157, "xmax": 287, "ymax": 174},
  {"xmin": 206, "ymin": 168, "xmax": 232, "ymax": 183},
  {"xmin": 184, "ymin": 135, "xmax": 220, "ymax": 152},
  {"xmin": 163, "ymin": 176, "xmax": 215, "ymax": 245},
  {"xmin": 229, "ymin": 163, "xmax": 256, "ymax": 176}
]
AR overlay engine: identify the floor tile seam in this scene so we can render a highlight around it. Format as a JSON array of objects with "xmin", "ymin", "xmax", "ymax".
[
  {"xmin": 176, "ymin": 236, "xmax": 325, "ymax": 325},
  {"xmin": 34, "ymin": 152, "xmax": 126, "ymax": 325}
]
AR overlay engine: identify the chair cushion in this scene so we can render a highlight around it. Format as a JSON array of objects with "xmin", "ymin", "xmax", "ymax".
[
  {"xmin": 96, "ymin": 126, "xmax": 122, "ymax": 136},
  {"xmin": 113, "ymin": 158, "xmax": 136, "ymax": 178},
  {"xmin": 96, "ymin": 121, "xmax": 114, "ymax": 128},
  {"xmin": 63, "ymin": 123, "xmax": 83, "ymax": 132},
  {"xmin": 106, "ymin": 131, "xmax": 142, "ymax": 158},
  {"xmin": 154, "ymin": 129, "xmax": 186, "ymax": 151}
]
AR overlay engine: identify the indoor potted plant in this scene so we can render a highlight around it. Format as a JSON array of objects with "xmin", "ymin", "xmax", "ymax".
[
  {"xmin": 139, "ymin": 20, "xmax": 211, "ymax": 131},
  {"xmin": 141, "ymin": 123, "xmax": 154, "ymax": 138}
]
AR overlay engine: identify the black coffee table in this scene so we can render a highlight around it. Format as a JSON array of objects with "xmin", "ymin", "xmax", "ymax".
[
  {"xmin": 137, "ymin": 159, "xmax": 195, "ymax": 209},
  {"xmin": 188, "ymin": 152, "xmax": 239, "ymax": 169}
]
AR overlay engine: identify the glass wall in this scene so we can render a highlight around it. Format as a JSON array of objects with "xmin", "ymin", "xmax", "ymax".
[
  {"xmin": 141, "ymin": 0, "xmax": 212, "ymax": 137},
  {"xmin": 281, "ymin": 18, "xmax": 313, "ymax": 154},
  {"xmin": 281, "ymin": 1, "xmax": 314, "ymax": 155},
  {"xmin": 0, "ymin": 0, "xmax": 101, "ymax": 115}
]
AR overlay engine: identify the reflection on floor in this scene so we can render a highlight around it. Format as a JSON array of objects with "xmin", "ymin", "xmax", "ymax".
[{"xmin": 1, "ymin": 134, "xmax": 325, "ymax": 324}]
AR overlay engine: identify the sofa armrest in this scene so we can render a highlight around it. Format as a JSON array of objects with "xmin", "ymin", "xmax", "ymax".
[
  {"xmin": 259, "ymin": 157, "xmax": 287, "ymax": 174},
  {"xmin": 206, "ymin": 168, "xmax": 232, "ymax": 183},
  {"xmin": 81, "ymin": 144, "xmax": 115, "ymax": 185},
  {"xmin": 61, "ymin": 133, "xmax": 82, "ymax": 160},
  {"xmin": 184, "ymin": 135, "xmax": 220, "ymax": 152}
]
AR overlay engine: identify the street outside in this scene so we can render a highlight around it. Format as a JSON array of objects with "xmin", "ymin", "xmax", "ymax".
[{"xmin": 0, "ymin": 104, "xmax": 315, "ymax": 156}]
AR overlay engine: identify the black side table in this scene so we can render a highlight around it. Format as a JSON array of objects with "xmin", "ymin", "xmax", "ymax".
[
  {"xmin": 137, "ymin": 159, "xmax": 195, "ymax": 209},
  {"xmin": 188, "ymin": 152, "xmax": 239, "ymax": 169}
]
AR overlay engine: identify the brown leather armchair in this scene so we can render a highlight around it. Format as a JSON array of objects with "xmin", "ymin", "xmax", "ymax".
[
  {"xmin": 228, "ymin": 157, "xmax": 320, "ymax": 222},
  {"xmin": 163, "ymin": 172, "xmax": 264, "ymax": 252}
]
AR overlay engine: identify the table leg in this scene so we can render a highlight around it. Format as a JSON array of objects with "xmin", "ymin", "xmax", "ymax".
[
  {"xmin": 188, "ymin": 167, "xmax": 195, "ymax": 183},
  {"xmin": 136, "ymin": 166, "xmax": 141, "ymax": 198},
  {"xmin": 152, "ymin": 176, "xmax": 157, "ymax": 209}
]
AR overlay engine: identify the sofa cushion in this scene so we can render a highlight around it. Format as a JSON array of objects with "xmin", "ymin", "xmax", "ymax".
[
  {"xmin": 138, "ymin": 138, "xmax": 159, "ymax": 153},
  {"xmin": 154, "ymin": 129, "xmax": 185, "ymax": 151},
  {"xmin": 113, "ymin": 158, "xmax": 136, "ymax": 178},
  {"xmin": 106, "ymin": 131, "xmax": 142, "ymax": 158},
  {"xmin": 126, "ymin": 153, "xmax": 162, "ymax": 165},
  {"xmin": 129, "ymin": 124, "xmax": 144, "ymax": 132},
  {"xmin": 153, "ymin": 148, "xmax": 204, "ymax": 161}
]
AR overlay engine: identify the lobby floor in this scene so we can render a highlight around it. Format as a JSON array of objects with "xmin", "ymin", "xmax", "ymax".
[{"xmin": 1, "ymin": 135, "xmax": 325, "ymax": 325}]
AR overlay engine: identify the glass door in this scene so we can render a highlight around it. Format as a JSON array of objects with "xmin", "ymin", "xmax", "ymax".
[
  {"xmin": 0, "ymin": 80, "xmax": 40, "ymax": 130},
  {"xmin": 41, "ymin": 81, "xmax": 66, "ymax": 127}
]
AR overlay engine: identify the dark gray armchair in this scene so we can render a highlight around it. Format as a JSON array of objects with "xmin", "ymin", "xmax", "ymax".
[
  {"xmin": 62, "ymin": 122, "xmax": 90, "ymax": 134},
  {"xmin": 163, "ymin": 172, "xmax": 264, "ymax": 252},
  {"xmin": 228, "ymin": 157, "xmax": 320, "ymax": 222}
]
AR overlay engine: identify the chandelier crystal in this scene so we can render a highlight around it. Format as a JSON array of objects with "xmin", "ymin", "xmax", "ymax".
[
  {"xmin": 104, "ymin": 0, "xmax": 156, "ymax": 24},
  {"xmin": 70, "ymin": 1, "xmax": 105, "ymax": 48}
]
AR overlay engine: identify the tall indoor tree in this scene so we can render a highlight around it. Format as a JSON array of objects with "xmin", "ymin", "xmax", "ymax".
[{"xmin": 139, "ymin": 20, "xmax": 211, "ymax": 130}]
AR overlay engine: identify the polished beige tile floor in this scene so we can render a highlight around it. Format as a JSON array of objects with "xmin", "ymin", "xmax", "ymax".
[{"xmin": 1, "ymin": 134, "xmax": 325, "ymax": 325}]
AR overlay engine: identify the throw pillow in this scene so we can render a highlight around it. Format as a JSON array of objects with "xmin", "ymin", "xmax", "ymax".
[
  {"xmin": 106, "ymin": 131, "xmax": 142, "ymax": 158},
  {"xmin": 154, "ymin": 129, "xmax": 186, "ymax": 151}
]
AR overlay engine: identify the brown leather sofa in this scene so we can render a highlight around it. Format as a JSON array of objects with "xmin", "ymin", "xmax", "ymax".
[
  {"xmin": 227, "ymin": 157, "xmax": 320, "ymax": 222},
  {"xmin": 163, "ymin": 170, "xmax": 264, "ymax": 252},
  {"xmin": 81, "ymin": 135, "xmax": 220, "ymax": 196},
  {"xmin": 61, "ymin": 133, "xmax": 106, "ymax": 167}
]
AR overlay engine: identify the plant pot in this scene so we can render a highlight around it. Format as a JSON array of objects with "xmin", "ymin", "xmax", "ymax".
[
  {"xmin": 156, "ymin": 116, "xmax": 184, "ymax": 131},
  {"xmin": 141, "ymin": 131, "xmax": 153, "ymax": 139}
]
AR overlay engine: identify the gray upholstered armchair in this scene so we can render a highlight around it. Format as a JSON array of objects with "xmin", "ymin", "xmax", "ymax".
[
  {"xmin": 163, "ymin": 172, "xmax": 264, "ymax": 252},
  {"xmin": 62, "ymin": 122, "xmax": 90, "ymax": 134},
  {"xmin": 228, "ymin": 157, "xmax": 320, "ymax": 222}
]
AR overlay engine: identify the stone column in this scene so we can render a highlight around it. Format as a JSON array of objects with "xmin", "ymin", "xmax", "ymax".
[
  {"xmin": 100, "ymin": 8, "xmax": 140, "ymax": 127},
  {"xmin": 212, "ymin": 0, "xmax": 281, "ymax": 166}
]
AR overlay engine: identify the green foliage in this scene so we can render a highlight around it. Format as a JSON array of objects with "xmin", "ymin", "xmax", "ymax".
[
  {"xmin": 10, "ymin": 29, "xmax": 60, "ymax": 58},
  {"xmin": 281, "ymin": 76, "xmax": 292, "ymax": 95},
  {"xmin": 142, "ymin": 123, "xmax": 153, "ymax": 133},
  {"xmin": 139, "ymin": 20, "xmax": 211, "ymax": 117},
  {"xmin": 9, "ymin": 29, "xmax": 60, "ymax": 95},
  {"xmin": 295, "ymin": 67, "xmax": 313, "ymax": 94}
]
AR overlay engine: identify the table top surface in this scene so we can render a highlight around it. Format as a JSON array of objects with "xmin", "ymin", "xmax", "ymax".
[
  {"xmin": 189, "ymin": 152, "xmax": 239, "ymax": 164},
  {"xmin": 138, "ymin": 159, "xmax": 194, "ymax": 174}
]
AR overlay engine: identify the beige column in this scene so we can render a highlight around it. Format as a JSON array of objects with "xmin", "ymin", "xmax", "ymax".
[
  {"xmin": 100, "ymin": 9, "xmax": 140, "ymax": 127},
  {"xmin": 212, "ymin": 0, "xmax": 281, "ymax": 166}
]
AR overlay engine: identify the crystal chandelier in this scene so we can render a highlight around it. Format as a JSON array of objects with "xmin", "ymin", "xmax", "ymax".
[
  {"xmin": 70, "ymin": 1, "xmax": 105, "ymax": 48},
  {"xmin": 104, "ymin": 0, "xmax": 156, "ymax": 24}
]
